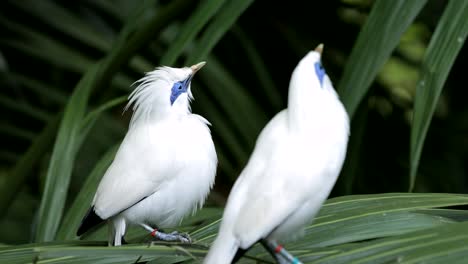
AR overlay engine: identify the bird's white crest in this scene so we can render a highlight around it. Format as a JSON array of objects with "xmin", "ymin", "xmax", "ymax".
[
  {"xmin": 124, "ymin": 64, "xmax": 201, "ymax": 128},
  {"xmin": 204, "ymin": 44, "xmax": 349, "ymax": 263}
]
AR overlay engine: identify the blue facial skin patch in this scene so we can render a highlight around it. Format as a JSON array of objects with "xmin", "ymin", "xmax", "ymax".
[
  {"xmin": 314, "ymin": 61, "xmax": 325, "ymax": 86},
  {"xmin": 170, "ymin": 76, "xmax": 192, "ymax": 105}
]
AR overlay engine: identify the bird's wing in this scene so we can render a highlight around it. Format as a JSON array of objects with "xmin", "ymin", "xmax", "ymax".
[
  {"xmin": 233, "ymin": 151, "xmax": 310, "ymax": 248},
  {"xmin": 92, "ymin": 126, "xmax": 180, "ymax": 219},
  {"xmin": 231, "ymin": 111, "xmax": 324, "ymax": 248},
  {"xmin": 92, "ymin": 163, "xmax": 161, "ymax": 219}
]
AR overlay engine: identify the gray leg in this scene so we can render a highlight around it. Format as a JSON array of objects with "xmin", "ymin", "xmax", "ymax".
[
  {"xmin": 152, "ymin": 230, "xmax": 191, "ymax": 243},
  {"xmin": 262, "ymin": 240, "xmax": 303, "ymax": 264},
  {"xmin": 140, "ymin": 223, "xmax": 191, "ymax": 243}
]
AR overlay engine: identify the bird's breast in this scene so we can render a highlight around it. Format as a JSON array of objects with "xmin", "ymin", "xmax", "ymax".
[{"xmin": 119, "ymin": 116, "xmax": 217, "ymax": 226}]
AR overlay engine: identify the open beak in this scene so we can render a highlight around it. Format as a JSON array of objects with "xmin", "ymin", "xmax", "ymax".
[
  {"xmin": 190, "ymin": 61, "xmax": 206, "ymax": 74},
  {"xmin": 315, "ymin": 44, "xmax": 324, "ymax": 55}
]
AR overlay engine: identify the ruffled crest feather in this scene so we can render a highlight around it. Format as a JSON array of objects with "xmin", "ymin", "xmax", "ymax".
[{"xmin": 124, "ymin": 66, "xmax": 191, "ymax": 128}]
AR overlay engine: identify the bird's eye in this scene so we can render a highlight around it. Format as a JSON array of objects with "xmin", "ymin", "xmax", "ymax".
[
  {"xmin": 314, "ymin": 61, "xmax": 325, "ymax": 86},
  {"xmin": 170, "ymin": 81, "xmax": 188, "ymax": 105}
]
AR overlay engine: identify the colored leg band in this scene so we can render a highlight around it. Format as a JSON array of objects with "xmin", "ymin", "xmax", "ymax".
[{"xmin": 275, "ymin": 244, "xmax": 284, "ymax": 253}]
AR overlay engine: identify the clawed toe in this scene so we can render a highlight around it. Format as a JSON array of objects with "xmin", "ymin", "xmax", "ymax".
[
  {"xmin": 151, "ymin": 230, "xmax": 191, "ymax": 243},
  {"xmin": 177, "ymin": 232, "xmax": 192, "ymax": 243}
]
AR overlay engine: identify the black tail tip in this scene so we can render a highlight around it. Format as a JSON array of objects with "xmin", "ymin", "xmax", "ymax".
[{"xmin": 76, "ymin": 206, "xmax": 105, "ymax": 236}]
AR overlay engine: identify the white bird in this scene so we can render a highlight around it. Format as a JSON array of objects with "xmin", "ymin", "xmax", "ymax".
[
  {"xmin": 204, "ymin": 45, "xmax": 349, "ymax": 264},
  {"xmin": 77, "ymin": 62, "xmax": 217, "ymax": 246}
]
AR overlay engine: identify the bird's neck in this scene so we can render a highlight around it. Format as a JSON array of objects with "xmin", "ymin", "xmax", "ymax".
[
  {"xmin": 287, "ymin": 81, "xmax": 348, "ymax": 141},
  {"xmin": 154, "ymin": 107, "xmax": 191, "ymax": 122},
  {"xmin": 287, "ymin": 80, "xmax": 320, "ymax": 131},
  {"xmin": 287, "ymin": 80, "xmax": 343, "ymax": 133},
  {"xmin": 129, "ymin": 104, "xmax": 190, "ymax": 129}
]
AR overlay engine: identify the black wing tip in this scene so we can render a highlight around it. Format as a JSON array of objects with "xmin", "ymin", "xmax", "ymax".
[
  {"xmin": 76, "ymin": 206, "xmax": 105, "ymax": 236},
  {"xmin": 233, "ymin": 247, "xmax": 249, "ymax": 263}
]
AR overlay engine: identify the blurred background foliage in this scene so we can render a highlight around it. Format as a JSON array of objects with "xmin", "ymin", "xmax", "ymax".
[{"xmin": 0, "ymin": 0, "xmax": 467, "ymax": 263}]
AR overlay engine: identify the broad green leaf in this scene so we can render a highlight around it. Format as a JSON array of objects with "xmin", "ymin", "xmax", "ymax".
[
  {"xmin": 3, "ymin": 193, "xmax": 468, "ymax": 263},
  {"xmin": 417, "ymin": 208, "xmax": 468, "ymax": 222},
  {"xmin": 57, "ymin": 145, "xmax": 118, "ymax": 240},
  {"xmin": 198, "ymin": 193, "xmax": 468, "ymax": 262},
  {"xmin": 35, "ymin": 63, "xmax": 101, "ymax": 242},
  {"xmin": 337, "ymin": 0, "xmax": 427, "ymax": 118},
  {"xmin": 307, "ymin": 221, "xmax": 468, "ymax": 264},
  {"xmin": 294, "ymin": 212, "xmax": 453, "ymax": 251},
  {"xmin": 0, "ymin": 242, "xmax": 203, "ymax": 264},
  {"xmin": 249, "ymin": 193, "xmax": 468, "ymax": 262},
  {"xmin": 286, "ymin": 193, "xmax": 468, "ymax": 263},
  {"xmin": 57, "ymin": 94, "xmax": 126, "ymax": 240},
  {"xmin": 316, "ymin": 193, "xmax": 468, "ymax": 222},
  {"xmin": 409, "ymin": 0, "xmax": 468, "ymax": 191}
]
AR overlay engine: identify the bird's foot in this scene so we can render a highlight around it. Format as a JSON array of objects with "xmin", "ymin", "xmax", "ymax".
[{"xmin": 150, "ymin": 229, "xmax": 191, "ymax": 243}]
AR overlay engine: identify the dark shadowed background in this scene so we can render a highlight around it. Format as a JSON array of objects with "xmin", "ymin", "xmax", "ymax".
[{"xmin": 0, "ymin": 0, "xmax": 467, "ymax": 263}]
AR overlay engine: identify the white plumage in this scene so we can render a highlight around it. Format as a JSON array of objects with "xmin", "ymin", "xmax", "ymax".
[
  {"xmin": 77, "ymin": 62, "xmax": 217, "ymax": 246},
  {"xmin": 204, "ymin": 45, "xmax": 349, "ymax": 264}
]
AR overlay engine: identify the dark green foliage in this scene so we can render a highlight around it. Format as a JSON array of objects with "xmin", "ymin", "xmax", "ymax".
[{"xmin": 0, "ymin": 0, "xmax": 467, "ymax": 263}]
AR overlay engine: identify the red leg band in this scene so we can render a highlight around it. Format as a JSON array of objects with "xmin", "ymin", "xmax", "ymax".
[
  {"xmin": 151, "ymin": 229, "xmax": 158, "ymax": 237},
  {"xmin": 274, "ymin": 244, "xmax": 283, "ymax": 253}
]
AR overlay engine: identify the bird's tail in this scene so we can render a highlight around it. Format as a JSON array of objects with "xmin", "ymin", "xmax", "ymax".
[
  {"xmin": 76, "ymin": 207, "xmax": 105, "ymax": 236},
  {"xmin": 203, "ymin": 231, "xmax": 239, "ymax": 264}
]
